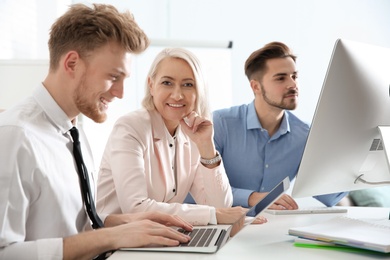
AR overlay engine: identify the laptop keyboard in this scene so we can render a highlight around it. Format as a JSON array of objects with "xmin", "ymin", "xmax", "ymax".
[{"xmin": 177, "ymin": 228, "xmax": 218, "ymax": 247}]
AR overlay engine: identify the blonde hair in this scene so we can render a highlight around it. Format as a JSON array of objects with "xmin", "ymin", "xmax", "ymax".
[{"xmin": 141, "ymin": 48, "xmax": 211, "ymax": 118}]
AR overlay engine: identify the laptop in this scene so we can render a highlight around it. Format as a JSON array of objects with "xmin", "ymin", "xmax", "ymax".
[{"xmin": 120, "ymin": 176, "xmax": 290, "ymax": 254}]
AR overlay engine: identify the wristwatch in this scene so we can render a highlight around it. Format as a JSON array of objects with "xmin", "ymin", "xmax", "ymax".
[{"xmin": 200, "ymin": 152, "xmax": 222, "ymax": 165}]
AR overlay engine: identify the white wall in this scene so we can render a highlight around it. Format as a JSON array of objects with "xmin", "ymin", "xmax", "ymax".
[
  {"xmin": 87, "ymin": 0, "xmax": 390, "ymax": 123},
  {"xmin": 2, "ymin": 0, "xmax": 390, "ymax": 166},
  {"xmin": 3, "ymin": 0, "xmax": 390, "ymax": 121},
  {"xmin": 0, "ymin": 60, "xmax": 49, "ymax": 109}
]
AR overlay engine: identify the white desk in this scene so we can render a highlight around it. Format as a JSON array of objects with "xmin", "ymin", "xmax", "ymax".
[{"xmin": 109, "ymin": 206, "xmax": 390, "ymax": 260}]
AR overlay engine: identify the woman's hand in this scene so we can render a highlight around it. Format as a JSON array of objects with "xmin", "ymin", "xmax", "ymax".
[
  {"xmin": 216, "ymin": 206, "xmax": 249, "ymax": 224},
  {"xmin": 180, "ymin": 111, "xmax": 220, "ymax": 167},
  {"xmin": 216, "ymin": 207, "xmax": 257, "ymax": 237},
  {"xmin": 180, "ymin": 111, "xmax": 214, "ymax": 146},
  {"xmin": 251, "ymin": 215, "xmax": 268, "ymax": 224}
]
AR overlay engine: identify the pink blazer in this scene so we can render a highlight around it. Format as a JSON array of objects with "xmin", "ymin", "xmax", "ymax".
[{"xmin": 97, "ymin": 109, "xmax": 233, "ymax": 225}]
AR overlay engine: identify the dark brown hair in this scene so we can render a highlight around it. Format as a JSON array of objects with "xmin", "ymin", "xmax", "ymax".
[{"xmin": 244, "ymin": 42, "xmax": 296, "ymax": 81}]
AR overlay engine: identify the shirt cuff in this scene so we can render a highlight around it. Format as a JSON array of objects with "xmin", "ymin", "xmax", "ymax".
[
  {"xmin": 209, "ymin": 207, "xmax": 217, "ymax": 224},
  {"xmin": 232, "ymin": 188, "xmax": 255, "ymax": 208},
  {"xmin": 0, "ymin": 238, "xmax": 63, "ymax": 260},
  {"xmin": 37, "ymin": 238, "xmax": 63, "ymax": 260}
]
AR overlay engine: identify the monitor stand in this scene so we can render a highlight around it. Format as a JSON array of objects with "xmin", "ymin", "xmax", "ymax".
[
  {"xmin": 355, "ymin": 126, "xmax": 390, "ymax": 185},
  {"xmin": 354, "ymin": 126, "xmax": 390, "ymax": 220}
]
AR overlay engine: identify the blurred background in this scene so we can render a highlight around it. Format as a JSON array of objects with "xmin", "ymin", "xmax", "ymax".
[{"xmin": 1, "ymin": 0, "xmax": 390, "ymax": 171}]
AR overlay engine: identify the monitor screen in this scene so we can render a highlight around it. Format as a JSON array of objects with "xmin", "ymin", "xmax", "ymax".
[{"xmin": 292, "ymin": 39, "xmax": 390, "ymax": 198}]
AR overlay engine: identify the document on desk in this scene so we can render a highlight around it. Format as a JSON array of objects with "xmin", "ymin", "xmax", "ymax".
[
  {"xmin": 293, "ymin": 237, "xmax": 390, "ymax": 256},
  {"xmin": 288, "ymin": 216, "xmax": 390, "ymax": 253}
]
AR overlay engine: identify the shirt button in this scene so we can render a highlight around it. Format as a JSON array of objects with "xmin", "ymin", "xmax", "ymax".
[
  {"xmin": 265, "ymin": 164, "xmax": 269, "ymax": 168},
  {"xmin": 169, "ymin": 144, "xmax": 173, "ymax": 147},
  {"xmin": 173, "ymin": 189, "xmax": 176, "ymax": 193}
]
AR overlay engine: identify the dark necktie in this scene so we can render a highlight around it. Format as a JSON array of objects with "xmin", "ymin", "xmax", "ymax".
[
  {"xmin": 70, "ymin": 127, "xmax": 115, "ymax": 259},
  {"xmin": 70, "ymin": 126, "xmax": 104, "ymax": 229}
]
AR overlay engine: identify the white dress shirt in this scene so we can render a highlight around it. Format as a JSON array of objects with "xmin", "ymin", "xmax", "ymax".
[{"xmin": 0, "ymin": 84, "xmax": 95, "ymax": 259}]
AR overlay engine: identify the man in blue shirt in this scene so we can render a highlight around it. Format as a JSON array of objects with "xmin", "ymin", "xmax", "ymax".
[{"xmin": 213, "ymin": 42, "xmax": 346, "ymax": 211}]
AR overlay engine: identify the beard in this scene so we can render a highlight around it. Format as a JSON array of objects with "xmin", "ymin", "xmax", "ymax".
[
  {"xmin": 74, "ymin": 75, "xmax": 107, "ymax": 123},
  {"xmin": 260, "ymin": 83, "xmax": 298, "ymax": 111}
]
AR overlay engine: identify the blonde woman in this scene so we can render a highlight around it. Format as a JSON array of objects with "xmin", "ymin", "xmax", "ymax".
[{"xmin": 97, "ymin": 48, "xmax": 264, "ymax": 226}]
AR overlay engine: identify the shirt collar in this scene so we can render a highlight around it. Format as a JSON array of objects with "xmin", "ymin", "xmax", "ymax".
[
  {"xmin": 33, "ymin": 83, "xmax": 74, "ymax": 134},
  {"xmin": 247, "ymin": 101, "xmax": 262, "ymax": 130},
  {"xmin": 246, "ymin": 100, "xmax": 291, "ymax": 136},
  {"xmin": 278, "ymin": 112, "xmax": 291, "ymax": 136}
]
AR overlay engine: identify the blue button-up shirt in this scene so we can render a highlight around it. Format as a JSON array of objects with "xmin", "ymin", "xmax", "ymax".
[{"xmin": 213, "ymin": 101, "xmax": 345, "ymax": 209}]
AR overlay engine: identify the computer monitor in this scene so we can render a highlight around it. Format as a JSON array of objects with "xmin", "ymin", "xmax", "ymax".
[{"xmin": 292, "ymin": 38, "xmax": 390, "ymax": 198}]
